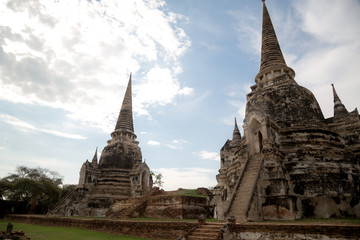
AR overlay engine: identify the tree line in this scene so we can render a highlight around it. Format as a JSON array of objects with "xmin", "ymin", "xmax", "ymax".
[
  {"xmin": 0, "ymin": 166, "xmax": 76, "ymax": 214},
  {"xmin": 1, "ymin": 166, "xmax": 164, "ymax": 216}
]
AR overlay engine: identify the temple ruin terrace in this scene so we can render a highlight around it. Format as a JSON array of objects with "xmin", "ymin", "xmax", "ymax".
[
  {"xmin": 49, "ymin": 0, "xmax": 360, "ymax": 223},
  {"xmin": 49, "ymin": 74, "xmax": 153, "ymax": 217},
  {"xmin": 212, "ymin": 0, "xmax": 360, "ymax": 222}
]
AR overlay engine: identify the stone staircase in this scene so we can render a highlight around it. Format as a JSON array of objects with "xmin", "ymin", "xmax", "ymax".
[
  {"xmin": 49, "ymin": 168, "xmax": 136, "ymax": 216},
  {"xmin": 187, "ymin": 223, "xmax": 224, "ymax": 240},
  {"xmin": 47, "ymin": 187, "xmax": 78, "ymax": 215},
  {"xmin": 227, "ymin": 155, "xmax": 262, "ymax": 222},
  {"xmin": 48, "ymin": 187, "xmax": 90, "ymax": 216}
]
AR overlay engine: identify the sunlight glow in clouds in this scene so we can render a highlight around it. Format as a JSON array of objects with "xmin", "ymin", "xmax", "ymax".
[
  {"xmin": 0, "ymin": 0, "xmax": 191, "ymax": 132},
  {"xmin": 134, "ymin": 67, "xmax": 193, "ymax": 116}
]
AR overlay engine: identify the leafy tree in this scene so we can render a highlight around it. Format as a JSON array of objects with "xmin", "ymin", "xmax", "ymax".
[
  {"xmin": 150, "ymin": 171, "xmax": 164, "ymax": 187},
  {"xmin": 0, "ymin": 180, "xmax": 11, "ymax": 200},
  {"xmin": 0, "ymin": 166, "xmax": 63, "ymax": 213},
  {"xmin": 60, "ymin": 184, "xmax": 77, "ymax": 198}
]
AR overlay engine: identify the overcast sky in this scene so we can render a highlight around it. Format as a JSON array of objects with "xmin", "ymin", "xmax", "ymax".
[{"xmin": 1, "ymin": 0, "xmax": 359, "ymax": 190}]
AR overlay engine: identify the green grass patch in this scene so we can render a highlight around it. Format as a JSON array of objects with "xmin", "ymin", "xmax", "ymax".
[
  {"xmin": 0, "ymin": 221, "xmax": 153, "ymax": 240},
  {"xmin": 206, "ymin": 218, "xmax": 224, "ymax": 223},
  {"xmin": 174, "ymin": 189, "xmax": 207, "ymax": 198}
]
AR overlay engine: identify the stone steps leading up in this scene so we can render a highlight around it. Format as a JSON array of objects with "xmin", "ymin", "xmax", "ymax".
[
  {"xmin": 228, "ymin": 156, "xmax": 262, "ymax": 222},
  {"xmin": 187, "ymin": 223, "xmax": 224, "ymax": 240}
]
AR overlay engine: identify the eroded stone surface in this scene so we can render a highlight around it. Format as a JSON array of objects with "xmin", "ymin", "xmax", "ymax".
[
  {"xmin": 107, "ymin": 188, "xmax": 208, "ymax": 219},
  {"xmin": 49, "ymin": 75, "xmax": 152, "ymax": 217},
  {"xmin": 213, "ymin": 1, "xmax": 360, "ymax": 222}
]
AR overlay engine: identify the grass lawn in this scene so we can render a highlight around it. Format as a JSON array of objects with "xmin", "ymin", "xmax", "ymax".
[
  {"xmin": 174, "ymin": 189, "xmax": 207, "ymax": 198},
  {"xmin": 0, "ymin": 220, "xmax": 153, "ymax": 240}
]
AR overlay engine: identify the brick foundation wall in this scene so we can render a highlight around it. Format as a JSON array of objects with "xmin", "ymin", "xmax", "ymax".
[
  {"xmin": 145, "ymin": 195, "xmax": 207, "ymax": 219},
  {"xmin": 5, "ymin": 214, "xmax": 196, "ymax": 240},
  {"xmin": 5, "ymin": 215, "xmax": 360, "ymax": 240},
  {"xmin": 227, "ymin": 223, "xmax": 360, "ymax": 239}
]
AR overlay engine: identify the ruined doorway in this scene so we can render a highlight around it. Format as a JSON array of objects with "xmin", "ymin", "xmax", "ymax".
[
  {"xmin": 248, "ymin": 119, "xmax": 264, "ymax": 155},
  {"xmin": 258, "ymin": 131, "xmax": 263, "ymax": 153},
  {"xmin": 141, "ymin": 171, "xmax": 150, "ymax": 193}
]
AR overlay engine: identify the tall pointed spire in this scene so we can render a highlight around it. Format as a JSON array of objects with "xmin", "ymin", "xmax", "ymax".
[
  {"xmin": 331, "ymin": 84, "xmax": 348, "ymax": 117},
  {"xmin": 260, "ymin": 0, "xmax": 286, "ymax": 72},
  {"xmin": 232, "ymin": 117, "xmax": 241, "ymax": 145},
  {"xmin": 114, "ymin": 73, "xmax": 134, "ymax": 133},
  {"xmin": 256, "ymin": 0, "xmax": 295, "ymax": 83},
  {"xmin": 91, "ymin": 147, "xmax": 98, "ymax": 165}
]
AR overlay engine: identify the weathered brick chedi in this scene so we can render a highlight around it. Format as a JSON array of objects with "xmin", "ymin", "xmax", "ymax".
[
  {"xmin": 106, "ymin": 188, "xmax": 208, "ymax": 219},
  {"xmin": 49, "ymin": 74, "xmax": 153, "ymax": 217},
  {"xmin": 213, "ymin": 0, "xmax": 360, "ymax": 222}
]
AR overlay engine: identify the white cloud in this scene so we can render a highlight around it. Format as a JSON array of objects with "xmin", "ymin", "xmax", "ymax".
[
  {"xmin": 153, "ymin": 167, "xmax": 217, "ymax": 190},
  {"xmin": 140, "ymin": 131, "xmax": 152, "ymax": 135},
  {"xmin": 0, "ymin": 146, "xmax": 4, "ymax": 150},
  {"xmin": 164, "ymin": 139, "xmax": 188, "ymax": 149},
  {"xmin": 228, "ymin": 9, "xmax": 261, "ymax": 56},
  {"xmin": 147, "ymin": 139, "xmax": 188, "ymax": 149},
  {"xmin": 24, "ymin": 156, "xmax": 68, "ymax": 168},
  {"xmin": 0, "ymin": 114, "xmax": 86, "ymax": 140},
  {"xmin": 198, "ymin": 150, "xmax": 220, "ymax": 162},
  {"xmin": 294, "ymin": 0, "xmax": 360, "ymax": 45},
  {"xmin": 172, "ymin": 139, "xmax": 188, "ymax": 144},
  {"xmin": 135, "ymin": 67, "xmax": 180, "ymax": 107},
  {"xmin": 291, "ymin": 0, "xmax": 360, "ymax": 118},
  {"xmin": 147, "ymin": 140, "xmax": 161, "ymax": 146},
  {"xmin": 0, "ymin": 0, "xmax": 191, "ymax": 132},
  {"xmin": 165, "ymin": 144, "xmax": 182, "ymax": 150},
  {"xmin": 178, "ymin": 87, "xmax": 194, "ymax": 96},
  {"xmin": 229, "ymin": 1, "xmax": 360, "ymax": 119}
]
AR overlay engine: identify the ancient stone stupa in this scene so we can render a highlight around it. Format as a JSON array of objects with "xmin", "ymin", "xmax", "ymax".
[
  {"xmin": 213, "ymin": 0, "xmax": 360, "ymax": 222},
  {"xmin": 50, "ymin": 74, "xmax": 152, "ymax": 217}
]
